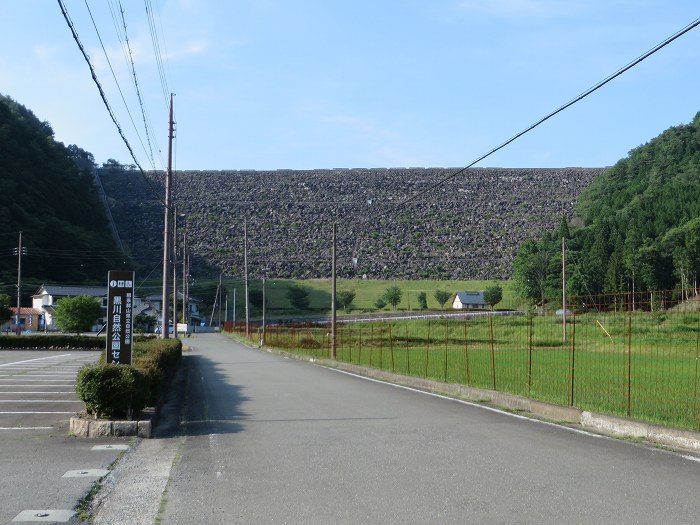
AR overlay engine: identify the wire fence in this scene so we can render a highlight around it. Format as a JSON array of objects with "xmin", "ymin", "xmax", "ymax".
[{"xmin": 227, "ymin": 289, "xmax": 700, "ymax": 431}]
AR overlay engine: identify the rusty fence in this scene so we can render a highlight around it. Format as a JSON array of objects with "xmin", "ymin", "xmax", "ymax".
[{"xmin": 227, "ymin": 290, "xmax": 700, "ymax": 431}]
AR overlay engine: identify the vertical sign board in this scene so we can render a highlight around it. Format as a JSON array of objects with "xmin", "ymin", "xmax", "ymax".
[{"xmin": 106, "ymin": 270, "xmax": 134, "ymax": 365}]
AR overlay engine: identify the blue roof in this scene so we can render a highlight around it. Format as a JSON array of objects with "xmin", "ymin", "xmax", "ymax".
[{"xmin": 455, "ymin": 291, "xmax": 486, "ymax": 305}]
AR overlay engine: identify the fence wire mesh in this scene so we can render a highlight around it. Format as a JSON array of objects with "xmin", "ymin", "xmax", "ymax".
[{"xmin": 227, "ymin": 289, "xmax": 700, "ymax": 431}]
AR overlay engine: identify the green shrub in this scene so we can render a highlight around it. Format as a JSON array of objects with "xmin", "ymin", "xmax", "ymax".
[
  {"xmin": 133, "ymin": 338, "xmax": 182, "ymax": 404},
  {"xmin": 76, "ymin": 364, "xmax": 149, "ymax": 419},
  {"xmin": 76, "ymin": 338, "xmax": 182, "ymax": 417}
]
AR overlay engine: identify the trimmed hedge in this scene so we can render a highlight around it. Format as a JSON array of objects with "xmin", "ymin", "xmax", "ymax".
[
  {"xmin": 76, "ymin": 364, "xmax": 149, "ymax": 419},
  {"xmin": 76, "ymin": 338, "xmax": 182, "ymax": 419},
  {"xmin": 0, "ymin": 334, "xmax": 105, "ymax": 349}
]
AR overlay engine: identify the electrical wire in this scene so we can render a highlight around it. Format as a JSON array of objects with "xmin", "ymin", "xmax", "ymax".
[
  {"xmin": 57, "ymin": 0, "xmax": 170, "ymax": 209},
  {"xmin": 57, "ymin": 0, "xmax": 145, "ymax": 174},
  {"xmin": 118, "ymin": 0, "xmax": 157, "ymax": 168},
  {"xmin": 353, "ymin": 16, "xmax": 700, "ymax": 229},
  {"xmin": 84, "ymin": 0, "xmax": 153, "ymax": 170},
  {"xmin": 144, "ymin": 0, "xmax": 170, "ymax": 109}
]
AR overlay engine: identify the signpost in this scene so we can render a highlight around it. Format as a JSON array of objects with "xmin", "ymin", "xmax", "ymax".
[{"xmin": 106, "ymin": 270, "xmax": 134, "ymax": 365}]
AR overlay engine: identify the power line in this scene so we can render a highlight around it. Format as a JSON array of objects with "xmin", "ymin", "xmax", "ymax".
[
  {"xmin": 84, "ymin": 0, "xmax": 154, "ymax": 170},
  {"xmin": 118, "ymin": 0, "xmax": 157, "ymax": 168},
  {"xmin": 58, "ymin": 0, "xmax": 170, "ymax": 209},
  {"xmin": 354, "ymin": 16, "xmax": 700, "ymax": 229},
  {"xmin": 144, "ymin": 0, "xmax": 170, "ymax": 109},
  {"xmin": 57, "ymin": 0, "xmax": 145, "ymax": 174}
]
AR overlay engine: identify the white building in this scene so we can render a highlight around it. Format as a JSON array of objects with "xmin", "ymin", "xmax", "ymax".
[{"xmin": 452, "ymin": 291, "xmax": 488, "ymax": 310}]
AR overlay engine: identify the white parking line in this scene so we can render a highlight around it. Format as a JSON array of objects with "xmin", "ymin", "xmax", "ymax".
[
  {"xmin": 0, "ymin": 399, "xmax": 82, "ymax": 403},
  {"xmin": 0, "ymin": 426, "xmax": 53, "ymax": 430},
  {"xmin": 0, "ymin": 385, "xmax": 75, "ymax": 394},
  {"xmin": 0, "ymin": 379, "xmax": 75, "ymax": 382},
  {"xmin": 0, "ymin": 354, "xmax": 73, "ymax": 367},
  {"xmin": 0, "ymin": 411, "xmax": 75, "ymax": 414},
  {"xmin": 0, "ymin": 383, "xmax": 70, "ymax": 386},
  {"xmin": 0, "ymin": 372, "xmax": 75, "ymax": 377}
]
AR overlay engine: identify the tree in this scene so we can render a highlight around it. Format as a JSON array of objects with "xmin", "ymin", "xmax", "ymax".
[
  {"xmin": 134, "ymin": 312, "xmax": 156, "ymax": 333},
  {"xmin": 433, "ymin": 289, "xmax": 451, "ymax": 310},
  {"xmin": 483, "ymin": 285, "xmax": 503, "ymax": 310},
  {"xmin": 513, "ymin": 239, "xmax": 555, "ymax": 307},
  {"xmin": 287, "ymin": 285, "xmax": 310, "ymax": 310},
  {"xmin": 66, "ymin": 144, "xmax": 96, "ymax": 172},
  {"xmin": 101, "ymin": 158, "xmax": 124, "ymax": 170},
  {"xmin": 383, "ymin": 285, "xmax": 403, "ymax": 311},
  {"xmin": 417, "ymin": 291, "xmax": 428, "ymax": 310},
  {"xmin": 336, "ymin": 289, "xmax": 356, "ymax": 312},
  {"xmin": 374, "ymin": 298, "xmax": 387, "ymax": 310},
  {"xmin": 0, "ymin": 293, "xmax": 11, "ymax": 324},
  {"xmin": 53, "ymin": 296, "xmax": 102, "ymax": 334}
]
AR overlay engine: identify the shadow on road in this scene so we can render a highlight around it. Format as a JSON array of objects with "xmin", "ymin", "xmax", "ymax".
[{"xmin": 154, "ymin": 352, "xmax": 250, "ymax": 438}]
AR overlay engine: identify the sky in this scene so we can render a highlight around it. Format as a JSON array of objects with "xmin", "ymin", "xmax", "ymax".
[{"xmin": 1, "ymin": 1, "xmax": 699, "ymax": 171}]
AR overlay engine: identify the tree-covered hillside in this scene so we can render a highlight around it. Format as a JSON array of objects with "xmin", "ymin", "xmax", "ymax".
[
  {"xmin": 514, "ymin": 111, "xmax": 700, "ymax": 305},
  {"xmin": 0, "ymin": 94, "xmax": 126, "ymax": 296}
]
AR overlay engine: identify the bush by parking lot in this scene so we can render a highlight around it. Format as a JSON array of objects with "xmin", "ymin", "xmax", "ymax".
[{"xmin": 76, "ymin": 337, "xmax": 182, "ymax": 419}]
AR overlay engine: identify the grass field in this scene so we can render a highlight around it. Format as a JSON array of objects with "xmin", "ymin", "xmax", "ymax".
[
  {"xmin": 222, "ymin": 278, "xmax": 517, "ymax": 316},
  {"xmin": 244, "ymin": 308, "xmax": 700, "ymax": 431}
]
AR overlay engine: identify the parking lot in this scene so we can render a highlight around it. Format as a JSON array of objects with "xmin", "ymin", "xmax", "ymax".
[
  {"xmin": 0, "ymin": 350, "xmax": 101, "ymax": 431},
  {"xmin": 0, "ymin": 350, "xmax": 132, "ymax": 523}
]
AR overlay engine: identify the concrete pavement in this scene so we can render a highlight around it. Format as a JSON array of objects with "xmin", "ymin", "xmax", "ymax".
[
  {"xmin": 95, "ymin": 333, "xmax": 700, "ymax": 524},
  {"xmin": 0, "ymin": 350, "xmax": 131, "ymax": 524}
]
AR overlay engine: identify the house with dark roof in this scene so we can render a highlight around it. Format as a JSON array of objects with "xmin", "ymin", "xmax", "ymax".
[
  {"xmin": 452, "ymin": 291, "xmax": 488, "ymax": 310},
  {"xmin": 31, "ymin": 283, "xmax": 199, "ymax": 332},
  {"xmin": 32, "ymin": 284, "xmax": 110, "ymax": 331}
]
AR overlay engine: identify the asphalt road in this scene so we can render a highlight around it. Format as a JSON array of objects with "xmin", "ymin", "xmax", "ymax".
[
  {"xmin": 146, "ymin": 334, "xmax": 700, "ymax": 524},
  {"xmin": 0, "ymin": 350, "xmax": 131, "ymax": 524}
]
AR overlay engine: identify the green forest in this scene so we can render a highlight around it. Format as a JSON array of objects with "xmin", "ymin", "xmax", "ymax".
[
  {"xmin": 0, "ymin": 94, "xmax": 126, "ymax": 296},
  {"xmin": 514, "ymin": 111, "xmax": 700, "ymax": 306}
]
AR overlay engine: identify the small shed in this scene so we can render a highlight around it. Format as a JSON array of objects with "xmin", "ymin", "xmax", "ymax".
[{"xmin": 452, "ymin": 291, "xmax": 488, "ymax": 310}]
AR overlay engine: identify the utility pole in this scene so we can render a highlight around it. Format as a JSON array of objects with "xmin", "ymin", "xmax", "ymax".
[
  {"xmin": 15, "ymin": 231, "xmax": 23, "ymax": 335},
  {"xmin": 172, "ymin": 208, "xmax": 178, "ymax": 336},
  {"xmin": 218, "ymin": 272, "xmax": 223, "ymax": 329},
  {"xmin": 562, "ymin": 236, "xmax": 567, "ymax": 342},
  {"xmin": 244, "ymin": 219, "xmax": 249, "ymax": 338},
  {"xmin": 182, "ymin": 222, "xmax": 187, "ymax": 330},
  {"xmin": 261, "ymin": 276, "xmax": 266, "ymax": 346},
  {"xmin": 331, "ymin": 222, "xmax": 337, "ymax": 359},
  {"xmin": 161, "ymin": 93, "xmax": 175, "ymax": 339}
]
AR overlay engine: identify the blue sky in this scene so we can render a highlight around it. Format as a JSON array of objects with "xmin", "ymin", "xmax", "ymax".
[{"xmin": 1, "ymin": 1, "xmax": 698, "ymax": 171}]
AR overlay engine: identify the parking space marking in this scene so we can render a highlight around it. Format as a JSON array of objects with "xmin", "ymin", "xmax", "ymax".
[
  {"xmin": 0, "ymin": 385, "xmax": 75, "ymax": 394},
  {"xmin": 0, "ymin": 400, "xmax": 83, "ymax": 403},
  {"xmin": 0, "ymin": 355, "xmax": 73, "ymax": 367},
  {"xmin": 0, "ymin": 426, "xmax": 53, "ymax": 430},
  {"xmin": 0, "ymin": 411, "xmax": 76, "ymax": 414}
]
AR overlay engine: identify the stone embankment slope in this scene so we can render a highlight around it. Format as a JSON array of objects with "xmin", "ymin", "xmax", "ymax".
[{"xmin": 99, "ymin": 167, "xmax": 602, "ymax": 279}]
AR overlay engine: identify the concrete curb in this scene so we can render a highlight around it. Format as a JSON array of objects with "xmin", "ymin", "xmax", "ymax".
[
  {"xmin": 264, "ymin": 346, "xmax": 700, "ymax": 454},
  {"xmin": 70, "ymin": 407, "xmax": 155, "ymax": 438}
]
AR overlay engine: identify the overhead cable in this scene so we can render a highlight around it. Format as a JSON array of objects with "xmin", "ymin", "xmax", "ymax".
[{"xmin": 354, "ymin": 16, "xmax": 700, "ymax": 228}]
